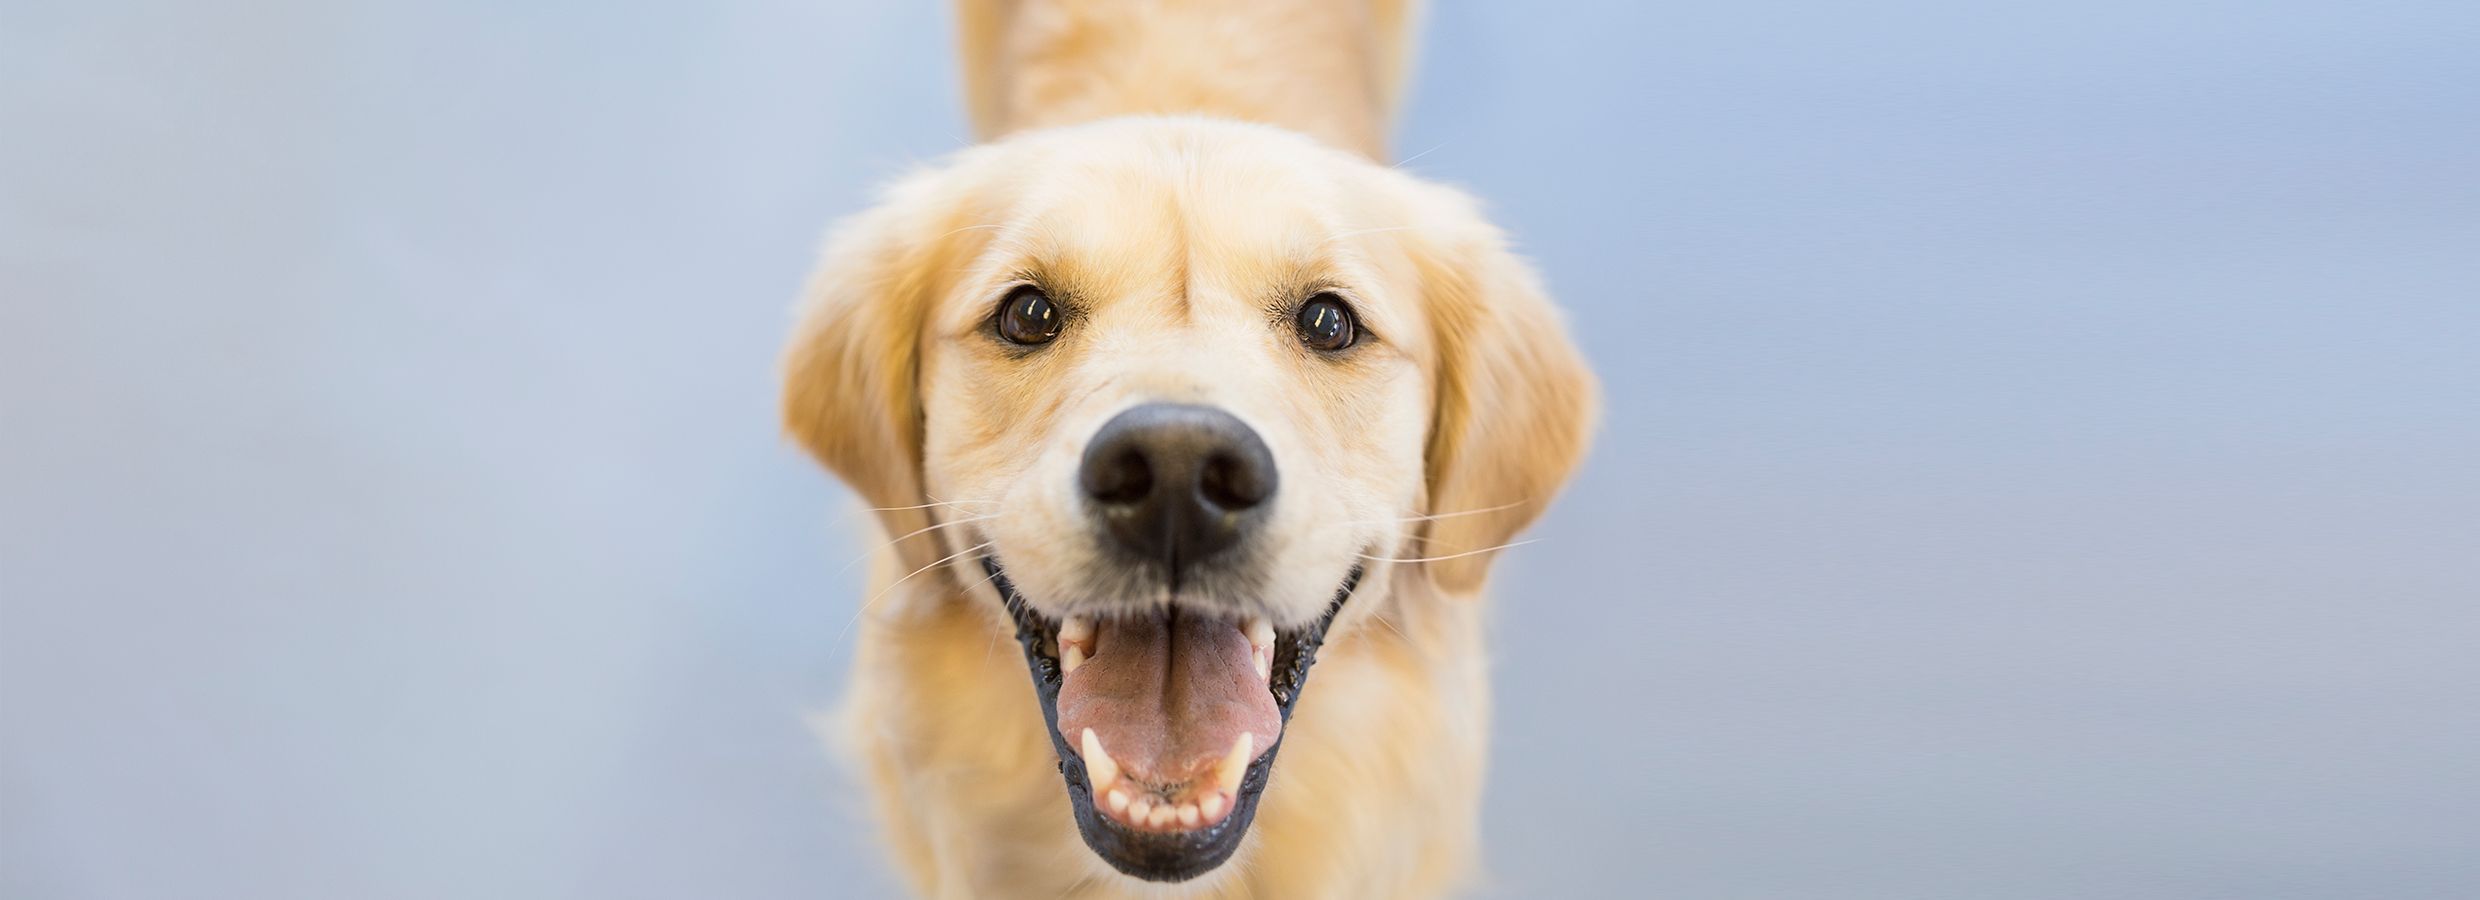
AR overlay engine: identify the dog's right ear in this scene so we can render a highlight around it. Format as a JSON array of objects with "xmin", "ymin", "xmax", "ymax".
[{"xmin": 781, "ymin": 166, "xmax": 994, "ymax": 572}]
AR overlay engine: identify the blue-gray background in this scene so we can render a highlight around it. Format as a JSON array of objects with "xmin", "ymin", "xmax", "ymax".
[{"xmin": 5, "ymin": 1, "xmax": 2476, "ymax": 897}]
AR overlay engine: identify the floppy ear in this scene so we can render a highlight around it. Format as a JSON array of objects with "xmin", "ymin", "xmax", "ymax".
[
  {"xmin": 1408, "ymin": 195, "xmax": 1600, "ymax": 594},
  {"xmin": 781, "ymin": 169, "xmax": 990, "ymax": 574}
]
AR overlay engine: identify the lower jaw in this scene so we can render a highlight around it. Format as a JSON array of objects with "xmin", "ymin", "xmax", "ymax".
[
  {"xmin": 981, "ymin": 556, "xmax": 1360, "ymax": 882},
  {"xmin": 1057, "ymin": 732, "xmax": 1284, "ymax": 881}
]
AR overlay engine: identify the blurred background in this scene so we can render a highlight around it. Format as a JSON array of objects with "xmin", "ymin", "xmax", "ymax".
[{"xmin": 5, "ymin": 1, "xmax": 2477, "ymax": 897}]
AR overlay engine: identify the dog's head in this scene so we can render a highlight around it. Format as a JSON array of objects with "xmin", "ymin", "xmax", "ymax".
[{"xmin": 784, "ymin": 117, "xmax": 1594, "ymax": 881}]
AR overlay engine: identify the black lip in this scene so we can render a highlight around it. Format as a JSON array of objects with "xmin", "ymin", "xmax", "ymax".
[{"xmin": 981, "ymin": 556, "xmax": 1362, "ymax": 882}]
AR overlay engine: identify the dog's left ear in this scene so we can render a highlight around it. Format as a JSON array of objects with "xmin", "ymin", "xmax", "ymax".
[
  {"xmin": 1403, "ymin": 187, "xmax": 1600, "ymax": 594},
  {"xmin": 781, "ymin": 166, "xmax": 992, "ymax": 573}
]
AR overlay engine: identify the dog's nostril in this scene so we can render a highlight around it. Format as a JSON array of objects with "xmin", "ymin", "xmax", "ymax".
[
  {"xmin": 1083, "ymin": 445, "xmax": 1154, "ymax": 506},
  {"xmin": 1198, "ymin": 451, "xmax": 1271, "ymax": 511}
]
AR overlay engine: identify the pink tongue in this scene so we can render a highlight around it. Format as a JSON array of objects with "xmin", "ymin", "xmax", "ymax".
[{"xmin": 1056, "ymin": 611, "xmax": 1281, "ymax": 784}]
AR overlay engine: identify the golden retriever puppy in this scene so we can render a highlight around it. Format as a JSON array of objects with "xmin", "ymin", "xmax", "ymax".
[{"xmin": 781, "ymin": 1, "xmax": 1596, "ymax": 896}]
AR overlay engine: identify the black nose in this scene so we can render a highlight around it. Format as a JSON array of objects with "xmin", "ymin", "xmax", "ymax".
[{"xmin": 1079, "ymin": 403, "xmax": 1278, "ymax": 579}]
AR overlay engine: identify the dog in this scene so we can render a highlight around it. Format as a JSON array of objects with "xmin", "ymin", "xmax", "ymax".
[{"xmin": 781, "ymin": 1, "xmax": 1596, "ymax": 895}]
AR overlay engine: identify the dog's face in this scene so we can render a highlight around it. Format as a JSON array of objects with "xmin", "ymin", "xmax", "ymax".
[{"xmin": 785, "ymin": 118, "xmax": 1593, "ymax": 882}]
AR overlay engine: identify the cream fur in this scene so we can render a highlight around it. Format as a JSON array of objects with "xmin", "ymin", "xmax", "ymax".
[{"xmin": 782, "ymin": 3, "xmax": 1595, "ymax": 897}]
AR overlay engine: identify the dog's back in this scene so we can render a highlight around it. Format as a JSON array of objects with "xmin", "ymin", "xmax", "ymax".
[{"xmin": 954, "ymin": 0, "xmax": 1424, "ymax": 158}]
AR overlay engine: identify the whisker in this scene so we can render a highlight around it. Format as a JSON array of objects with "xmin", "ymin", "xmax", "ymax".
[
  {"xmin": 1406, "ymin": 500, "xmax": 1530, "ymax": 522},
  {"xmin": 959, "ymin": 561, "xmax": 1006, "ymax": 604},
  {"xmin": 1392, "ymin": 140, "xmax": 1448, "ymax": 169},
  {"xmin": 836, "ymin": 539, "xmax": 995, "ymax": 644},
  {"xmin": 936, "ymin": 222, "xmax": 1008, "ymax": 239},
  {"xmin": 836, "ymin": 514, "xmax": 998, "ymax": 575},
  {"xmin": 1367, "ymin": 609, "xmax": 1411, "ymax": 643},
  {"xmin": 863, "ymin": 498, "xmax": 998, "ymax": 513},
  {"xmin": 1320, "ymin": 500, "xmax": 1530, "ymax": 529},
  {"xmin": 1358, "ymin": 538, "xmax": 1541, "ymax": 565}
]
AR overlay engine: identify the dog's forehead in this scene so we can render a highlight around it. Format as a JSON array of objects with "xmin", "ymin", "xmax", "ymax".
[
  {"xmin": 986, "ymin": 131, "xmax": 1404, "ymax": 325},
  {"xmin": 1027, "ymin": 148, "xmax": 1339, "ymax": 268}
]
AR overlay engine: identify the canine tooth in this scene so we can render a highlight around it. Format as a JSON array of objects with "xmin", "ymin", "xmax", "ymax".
[
  {"xmin": 1177, "ymin": 803, "xmax": 1200, "ymax": 828},
  {"xmin": 1201, "ymin": 793, "xmax": 1225, "ymax": 819},
  {"xmin": 1245, "ymin": 617, "xmax": 1275, "ymax": 681},
  {"xmin": 1128, "ymin": 799, "xmax": 1152, "ymax": 823},
  {"xmin": 1062, "ymin": 644, "xmax": 1087, "ymax": 673},
  {"xmin": 1244, "ymin": 616, "xmax": 1274, "ymax": 649},
  {"xmin": 1107, "ymin": 789, "xmax": 1129, "ymax": 813},
  {"xmin": 1060, "ymin": 616, "xmax": 1093, "ymax": 646},
  {"xmin": 1148, "ymin": 805, "xmax": 1174, "ymax": 828},
  {"xmin": 1216, "ymin": 733, "xmax": 1253, "ymax": 796},
  {"xmin": 1080, "ymin": 729, "xmax": 1118, "ymax": 792}
]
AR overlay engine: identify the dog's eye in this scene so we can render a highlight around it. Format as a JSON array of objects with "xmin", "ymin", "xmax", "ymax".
[
  {"xmin": 1294, "ymin": 293, "xmax": 1358, "ymax": 351},
  {"xmin": 996, "ymin": 285, "xmax": 1064, "ymax": 346}
]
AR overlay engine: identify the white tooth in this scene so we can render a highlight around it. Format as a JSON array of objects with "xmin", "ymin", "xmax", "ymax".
[
  {"xmin": 1060, "ymin": 616, "xmax": 1093, "ymax": 646},
  {"xmin": 1062, "ymin": 644, "xmax": 1087, "ymax": 673},
  {"xmin": 1201, "ymin": 793, "xmax": 1226, "ymax": 820},
  {"xmin": 1253, "ymin": 647, "xmax": 1271, "ymax": 681},
  {"xmin": 1107, "ymin": 789, "xmax": 1129, "ymax": 813},
  {"xmin": 1128, "ymin": 799, "xmax": 1152, "ymax": 824},
  {"xmin": 1177, "ymin": 803, "xmax": 1200, "ymax": 828},
  {"xmin": 1080, "ymin": 729, "xmax": 1117, "ymax": 792},
  {"xmin": 1244, "ymin": 616, "xmax": 1274, "ymax": 649},
  {"xmin": 1148, "ymin": 805, "xmax": 1174, "ymax": 828},
  {"xmin": 1216, "ymin": 733, "xmax": 1254, "ymax": 796}
]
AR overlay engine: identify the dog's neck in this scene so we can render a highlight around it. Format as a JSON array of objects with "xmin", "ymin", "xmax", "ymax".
[{"xmin": 955, "ymin": 0, "xmax": 1419, "ymax": 159}]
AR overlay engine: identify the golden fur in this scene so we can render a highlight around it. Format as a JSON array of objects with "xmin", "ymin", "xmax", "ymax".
[{"xmin": 781, "ymin": 2, "xmax": 1595, "ymax": 896}]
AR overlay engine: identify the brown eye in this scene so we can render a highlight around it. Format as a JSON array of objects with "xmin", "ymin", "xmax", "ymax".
[
  {"xmin": 996, "ymin": 285, "xmax": 1063, "ymax": 345},
  {"xmin": 1294, "ymin": 293, "xmax": 1358, "ymax": 351}
]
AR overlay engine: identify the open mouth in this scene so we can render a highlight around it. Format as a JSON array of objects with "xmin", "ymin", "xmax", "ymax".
[{"xmin": 979, "ymin": 555, "xmax": 1361, "ymax": 882}]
